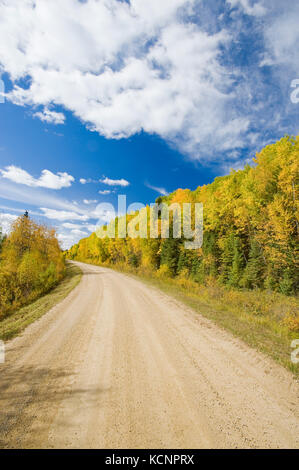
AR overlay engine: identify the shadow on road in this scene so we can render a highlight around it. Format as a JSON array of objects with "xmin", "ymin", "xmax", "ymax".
[{"xmin": 0, "ymin": 364, "xmax": 108, "ymax": 448}]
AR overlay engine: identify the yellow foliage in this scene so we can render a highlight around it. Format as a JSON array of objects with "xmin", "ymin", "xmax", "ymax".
[
  {"xmin": 0, "ymin": 215, "xmax": 65, "ymax": 318},
  {"xmin": 65, "ymin": 136, "xmax": 299, "ymax": 331},
  {"xmin": 155, "ymin": 264, "xmax": 173, "ymax": 279},
  {"xmin": 283, "ymin": 315, "xmax": 299, "ymax": 332}
]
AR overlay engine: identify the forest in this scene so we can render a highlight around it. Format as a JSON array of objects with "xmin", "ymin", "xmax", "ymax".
[
  {"xmin": 0, "ymin": 213, "xmax": 65, "ymax": 319},
  {"xmin": 66, "ymin": 136, "xmax": 299, "ymax": 332}
]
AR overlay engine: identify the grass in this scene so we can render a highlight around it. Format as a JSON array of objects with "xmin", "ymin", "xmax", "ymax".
[{"xmin": 0, "ymin": 262, "xmax": 82, "ymax": 341}]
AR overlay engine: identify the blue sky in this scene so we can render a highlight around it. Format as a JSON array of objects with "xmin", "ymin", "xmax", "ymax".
[{"xmin": 0, "ymin": 0, "xmax": 298, "ymax": 248}]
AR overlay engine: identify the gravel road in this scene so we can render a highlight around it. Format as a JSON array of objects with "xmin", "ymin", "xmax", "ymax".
[{"xmin": 0, "ymin": 261, "xmax": 298, "ymax": 448}]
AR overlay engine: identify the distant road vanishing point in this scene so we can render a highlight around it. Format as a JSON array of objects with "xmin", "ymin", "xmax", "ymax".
[{"xmin": 0, "ymin": 261, "xmax": 298, "ymax": 449}]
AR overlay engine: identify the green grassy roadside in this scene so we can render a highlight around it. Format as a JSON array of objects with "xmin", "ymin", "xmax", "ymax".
[
  {"xmin": 84, "ymin": 260, "xmax": 298, "ymax": 376},
  {"xmin": 0, "ymin": 263, "xmax": 82, "ymax": 341}
]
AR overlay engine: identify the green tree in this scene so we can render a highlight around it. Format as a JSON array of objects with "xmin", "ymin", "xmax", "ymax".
[
  {"xmin": 220, "ymin": 233, "xmax": 235, "ymax": 285},
  {"xmin": 241, "ymin": 240, "xmax": 265, "ymax": 289},
  {"xmin": 160, "ymin": 234, "xmax": 181, "ymax": 276},
  {"xmin": 228, "ymin": 237, "xmax": 244, "ymax": 287}
]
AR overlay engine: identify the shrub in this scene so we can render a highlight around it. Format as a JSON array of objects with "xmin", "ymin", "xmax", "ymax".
[
  {"xmin": 283, "ymin": 315, "xmax": 299, "ymax": 333},
  {"xmin": 155, "ymin": 264, "xmax": 173, "ymax": 279}
]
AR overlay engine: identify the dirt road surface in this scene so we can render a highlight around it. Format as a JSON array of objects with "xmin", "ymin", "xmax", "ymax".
[{"xmin": 0, "ymin": 261, "xmax": 298, "ymax": 449}]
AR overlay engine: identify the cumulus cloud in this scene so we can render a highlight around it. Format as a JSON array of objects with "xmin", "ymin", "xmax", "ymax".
[
  {"xmin": 84, "ymin": 223, "xmax": 97, "ymax": 233},
  {"xmin": 0, "ymin": 213, "xmax": 18, "ymax": 234},
  {"xmin": 261, "ymin": 3, "xmax": 299, "ymax": 74},
  {"xmin": 33, "ymin": 108, "xmax": 66, "ymax": 124},
  {"xmin": 0, "ymin": 0, "xmax": 252, "ymax": 159},
  {"xmin": 58, "ymin": 223, "xmax": 96, "ymax": 249},
  {"xmin": 57, "ymin": 232, "xmax": 79, "ymax": 250},
  {"xmin": 79, "ymin": 178, "xmax": 98, "ymax": 184},
  {"xmin": 98, "ymin": 190, "xmax": 112, "ymax": 195},
  {"xmin": 62, "ymin": 222, "xmax": 83, "ymax": 230},
  {"xmin": 227, "ymin": 0, "xmax": 266, "ymax": 17},
  {"xmin": 83, "ymin": 199, "xmax": 98, "ymax": 205},
  {"xmin": 0, "ymin": 165, "xmax": 74, "ymax": 189},
  {"xmin": 40, "ymin": 208, "xmax": 89, "ymax": 221},
  {"xmin": 70, "ymin": 228, "xmax": 88, "ymax": 236},
  {"xmin": 0, "ymin": 0, "xmax": 297, "ymax": 162},
  {"xmin": 100, "ymin": 177, "xmax": 130, "ymax": 187}
]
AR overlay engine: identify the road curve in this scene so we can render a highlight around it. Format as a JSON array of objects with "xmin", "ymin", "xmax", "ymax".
[{"xmin": 0, "ymin": 261, "xmax": 298, "ymax": 449}]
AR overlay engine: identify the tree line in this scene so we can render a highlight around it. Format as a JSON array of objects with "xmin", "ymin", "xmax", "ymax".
[{"xmin": 65, "ymin": 136, "xmax": 298, "ymax": 296}]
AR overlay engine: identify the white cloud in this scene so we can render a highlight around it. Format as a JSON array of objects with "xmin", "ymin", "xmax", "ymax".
[
  {"xmin": 0, "ymin": 0, "xmax": 297, "ymax": 161},
  {"xmin": 57, "ymin": 232, "xmax": 79, "ymax": 250},
  {"xmin": 0, "ymin": 213, "xmax": 18, "ymax": 234},
  {"xmin": 79, "ymin": 178, "xmax": 97, "ymax": 184},
  {"xmin": 0, "ymin": 180, "xmax": 84, "ymax": 218},
  {"xmin": 100, "ymin": 177, "xmax": 130, "ymax": 187},
  {"xmin": 98, "ymin": 190, "xmax": 112, "ymax": 195},
  {"xmin": 57, "ymin": 223, "xmax": 90, "ymax": 249},
  {"xmin": 145, "ymin": 183, "xmax": 169, "ymax": 196},
  {"xmin": 227, "ymin": 0, "xmax": 266, "ymax": 17},
  {"xmin": 221, "ymin": 156, "xmax": 252, "ymax": 175},
  {"xmin": 0, "ymin": 205, "xmax": 42, "ymax": 218},
  {"xmin": 40, "ymin": 208, "xmax": 89, "ymax": 221},
  {"xmin": 0, "ymin": 183, "xmax": 98, "ymax": 249},
  {"xmin": 62, "ymin": 222, "xmax": 83, "ymax": 229},
  {"xmin": 71, "ymin": 228, "xmax": 88, "ymax": 236},
  {"xmin": 0, "ymin": 165, "xmax": 74, "ymax": 189},
  {"xmin": 261, "ymin": 3, "xmax": 299, "ymax": 74},
  {"xmin": 33, "ymin": 108, "xmax": 66, "ymax": 124},
  {"xmin": 92, "ymin": 203, "xmax": 116, "ymax": 224},
  {"xmin": 0, "ymin": 0, "xmax": 253, "ymax": 159},
  {"xmin": 83, "ymin": 199, "xmax": 98, "ymax": 205},
  {"xmin": 84, "ymin": 223, "xmax": 97, "ymax": 233}
]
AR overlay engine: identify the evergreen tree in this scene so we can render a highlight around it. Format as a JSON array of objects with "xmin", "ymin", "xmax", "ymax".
[
  {"xmin": 191, "ymin": 257, "xmax": 205, "ymax": 284},
  {"xmin": 279, "ymin": 268, "xmax": 294, "ymax": 296},
  {"xmin": 241, "ymin": 240, "xmax": 265, "ymax": 289},
  {"xmin": 160, "ymin": 235, "xmax": 181, "ymax": 276},
  {"xmin": 203, "ymin": 232, "xmax": 218, "ymax": 278},
  {"xmin": 228, "ymin": 237, "xmax": 244, "ymax": 287},
  {"xmin": 220, "ymin": 233, "xmax": 235, "ymax": 285},
  {"xmin": 177, "ymin": 249, "xmax": 188, "ymax": 274}
]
